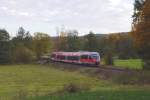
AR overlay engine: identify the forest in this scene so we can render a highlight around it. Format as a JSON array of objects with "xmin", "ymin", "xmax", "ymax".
[{"xmin": 0, "ymin": 28, "xmax": 138, "ymax": 62}]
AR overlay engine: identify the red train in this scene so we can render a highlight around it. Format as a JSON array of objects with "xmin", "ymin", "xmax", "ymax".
[{"xmin": 50, "ymin": 51, "xmax": 100, "ymax": 65}]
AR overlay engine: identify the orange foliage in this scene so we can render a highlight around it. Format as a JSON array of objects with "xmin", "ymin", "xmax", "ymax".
[
  {"xmin": 132, "ymin": 0, "xmax": 150, "ymax": 48},
  {"xmin": 131, "ymin": 0, "xmax": 150, "ymax": 61}
]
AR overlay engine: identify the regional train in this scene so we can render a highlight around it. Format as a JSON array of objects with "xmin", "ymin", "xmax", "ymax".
[{"xmin": 50, "ymin": 51, "xmax": 100, "ymax": 65}]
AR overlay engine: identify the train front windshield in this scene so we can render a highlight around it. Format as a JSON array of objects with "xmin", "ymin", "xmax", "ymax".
[{"xmin": 91, "ymin": 54, "xmax": 100, "ymax": 60}]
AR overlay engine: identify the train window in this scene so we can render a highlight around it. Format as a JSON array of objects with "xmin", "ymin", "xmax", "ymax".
[
  {"xmin": 81, "ymin": 55, "xmax": 88, "ymax": 59},
  {"xmin": 56, "ymin": 55, "xmax": 60, "ymax": 59},
  {"xmin": 67, "ymin": 56, "xmax": 72, "ymax": 60},
  {"xmin": 89, "ymin": 56, "xmax": 92, "ymax": 59},
  {"xmin": 60, "ymin": 55, "xmax": 65, "ymax": 60},
  {"xmin": 57, "ymin": 55, "xmax": 65, "ymax": 60},
  {"xmin": 67, "ymin": 56, "xmax": 79, "ymax": 60},
  {"xmin": 91, "ymin": 54, "xmax": 98, "ymax": 59},
  {"xmin": 72, "ymin": 56, "xmax": 79, "ymax": 60}
]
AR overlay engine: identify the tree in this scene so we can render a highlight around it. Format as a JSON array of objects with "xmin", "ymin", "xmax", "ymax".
[
  {"xmin": 58, "ymin": 36, "xmax": 67, "ymax": 51},
  {"xmin": 131, "ymin": 0, "xmax": 150, "ymax": 68},
  {"xmin": 0, "ymin": 29, "xmax": 10, "ymax": 64},
  {"xmin": 55, "ymin": 29, "xmax": 67, "ymax": 51},
  {"xmin": 13, "ymin": 44, "xmax": 34, "ymax": 63},
  {"xmin": 33, "ymin": 32, "xmax": 52, "ymax": 59},
  {"xmin": 23, "ymin": 31, "xmax": 33, "ymax": 49},
  {"xmin": 12, "ymin": 27, "xmax": 32, "ymax": 49},
  {"xmin": 0, "ymin": 29, "xmax": 9, "ymax": 41},
  {"xmin": 11, "ymin": 27, "xmax": 33, "ymax": 63},
  {"xmin": 132, "ymin": 0, "xmax": 145, "ymax": 29},
  {"xmin": 84, "ymin": 32, "xmax": 98, "ymax": 51},
  {"xmin": 54, "ymin": 29, "xmax": 81, "ymax": 51},
  {"xmin": 105, "ymin": 33, "xmax": 137, "ymax": 59},
  {"xmin": 66, "ymin": 30, "xmax": 81, "ymax": 51},
  {"xmin": 17, "ymin": 27, "xmax": 26, "ymax": 39}
]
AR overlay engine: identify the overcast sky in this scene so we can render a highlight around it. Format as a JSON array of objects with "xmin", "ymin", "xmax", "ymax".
[{"xmin": 0, "ymin": 0, "xmax": 134, "ymax": 36}]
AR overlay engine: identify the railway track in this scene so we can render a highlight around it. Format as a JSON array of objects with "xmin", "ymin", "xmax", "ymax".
[
  {"xmin": 47, "ymin": 61, "xmax": 150, "ymax": 85},
  {"xmin": 98, "ymin": 65, "xmax": 132, "ymax": 72},
  {"xmin": 39, "ymin": 56, "xmax": 132, "ymax": 73},
  {"xmin": 49, "ymin": 61, "xmax": 133, "ymax": 73}
]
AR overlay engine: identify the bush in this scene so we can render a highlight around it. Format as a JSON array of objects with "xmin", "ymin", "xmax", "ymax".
[
  {"xmin": 0, "ymin": 41, "xmax": 11, "ymax": 64},
  {"xmin": 63, "ymin": 83, "xmax": 90, "ymax": 93},
  {"xmin": 104, "ymin": 53, "xmax": 114, "ymax": 65},
  {"xmin": 14, "ymin": 46, "xmax": 35, "ymax": 63},
  {"xmin": 143, "ymin": 60, "xmax": 150, "ymax": 70}
]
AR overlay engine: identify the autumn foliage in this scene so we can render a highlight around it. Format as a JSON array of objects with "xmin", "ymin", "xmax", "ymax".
[{"xmin": 131, "ymin": 0, "xmax": 150, "ymax": 67}]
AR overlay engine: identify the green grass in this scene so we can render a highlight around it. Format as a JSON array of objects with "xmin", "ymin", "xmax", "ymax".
[
  {"xmin": 114, "ymin": 59, "xmax": 143, "ymax": 69},
  {"xmin": 30, "ymin": 90, "xmax": 150, "ymax": 100},
  {"xmin": 0, "ymin": 64, "xmax": 109, "ymax": 99},
  {"xmin": 0, "ymin": 64, "xmax": 149, "ymax": 100}
]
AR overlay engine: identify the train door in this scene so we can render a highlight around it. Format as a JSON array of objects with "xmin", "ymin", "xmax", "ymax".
[{"xmin": 80, "ymin": 55, "xmax": 89, "ymax": 64}]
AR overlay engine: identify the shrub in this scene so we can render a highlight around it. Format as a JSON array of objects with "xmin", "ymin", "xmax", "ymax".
[
  {"xmin": 143, "ymin": 60, "xmax": 150, "ymax": 70},
  {"xmin": 63, "ymin": 83, "xmax": 90, "ymax": 93},
  {"xmin": 14, "ymin": 46, "xmax": 35, "ymax": 63},
  {"xmin": 104, "ymin": 53, "xmax": 114, "ymax": 65}
]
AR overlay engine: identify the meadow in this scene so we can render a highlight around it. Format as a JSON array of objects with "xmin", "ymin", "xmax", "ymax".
[
  {"xmin": 0, "ymin": 64, "xmax": 110, "ymax": 99},
  {"xmin": 0, "ymin": 64, "xmax": 149, "ymax": 100},
  {"xmin": 114, "ymin": 59, "xmax": 143, "ymax": 69}
]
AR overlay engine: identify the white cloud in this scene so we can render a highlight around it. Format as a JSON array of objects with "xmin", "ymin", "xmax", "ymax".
[
  {"xmin": 0, "ymin": 0, "xmax": 134, "ymax": 36},
  {"xmin": 108, "ymin": 0, "xmax": 122, "ymax": 6},
  {"xmin": 18, "ymin": 12, "xmax": 30, "ymax": 16},
  {"xmin": 0, "ymin": 6, "xmax": 8, "ymax": 10}
]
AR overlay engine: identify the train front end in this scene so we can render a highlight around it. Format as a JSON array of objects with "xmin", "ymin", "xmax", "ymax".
[{"xmin": 89, "ymin": 52, "xmax": 100, "ymax": 65}]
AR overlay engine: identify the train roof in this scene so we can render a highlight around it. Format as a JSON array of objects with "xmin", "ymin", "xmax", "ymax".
[{"xmin": 52, "ymin": 51, "xmax": 99, "ymax": 56}]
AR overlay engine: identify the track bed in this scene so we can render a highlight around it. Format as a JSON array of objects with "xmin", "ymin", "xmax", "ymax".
[{"xmin": 47, "ymin": 62, "xmax": 150, "ymax": 84}]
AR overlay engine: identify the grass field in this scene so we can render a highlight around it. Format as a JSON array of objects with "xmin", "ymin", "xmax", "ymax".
[
  {"xmin": 30, "ymin": 90, "xmax": 150, "ymax": 100},
  {"xmin": 114, "ymin": 59, "xmax": 143, "ymax": 69},
  {"xmin": 0, "ymin": 64, "xmax": 110, "ymax": 99},
  {"xmin": 0, "ymin": 64, "xmax": 149, "ymax": 100}
]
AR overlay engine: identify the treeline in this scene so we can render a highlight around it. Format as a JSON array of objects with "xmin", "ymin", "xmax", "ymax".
[
  {"xmin": 0, "ymin": 27, "xmax": 52, "ymax": 64},
  {"xmin": 0, "ymin": 27, "xmax": 138, "ymax": 64},
  {"xmin": 54, "ymin": 30, "xmax": 138, "ymax": 60}
]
